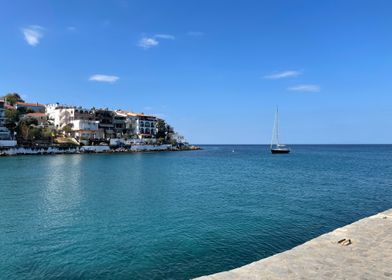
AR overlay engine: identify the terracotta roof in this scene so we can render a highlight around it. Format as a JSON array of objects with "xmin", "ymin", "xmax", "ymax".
[
  {"xmin": 16, "ymin": 102, "xmax": 45, "ymax": 107},
  {"xmin": 126, "ymin": 112, "xmax": 144, "ymax": 117},
  {"xmin": 114, "ymin": 110, "xmax": 158, "ymax": 119},
  {"xmin": 26, "ymin": 113, "xmax": 47, "ymax": 117}
]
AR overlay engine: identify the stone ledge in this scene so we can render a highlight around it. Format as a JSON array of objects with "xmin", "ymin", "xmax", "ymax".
[{"xmin": 195, "ymin": 209, "xmax": 392, "ymax": 280}]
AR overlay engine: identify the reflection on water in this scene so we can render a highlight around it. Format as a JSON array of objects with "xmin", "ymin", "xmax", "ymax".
[{"xmin": 41, "ymin": 155, "xmax": 84, "ymax": 229}]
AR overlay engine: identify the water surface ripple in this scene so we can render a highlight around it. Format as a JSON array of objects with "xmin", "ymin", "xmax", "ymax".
[{"xmin": 1, "ymin": 145, "xmax": 392, "ymax": 279}]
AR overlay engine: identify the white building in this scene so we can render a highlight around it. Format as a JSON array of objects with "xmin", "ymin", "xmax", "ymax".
[
  {"xmin": 71, "ymin": 120, "xmax": 103, "ymax": 140},
  {"xmin": 115, "ymin": 110, "xmax": 158, "ymax": 139},
  {"xmin": 46, "ymin": 104, "xmax": 95, "ymax": 129},
  {"xmin": 46, "ymin": 104, "xmax": 74, "ymax": 128},
  {"xmin": 0, "ymin": 99, "xmax": 10, "ymax": 140},
  {"xmin": 0, "ymin": 99, "xmax": 16, "ymax": 147},
  {"xmin": 71, "ymin": 120, "xmax": 99, "ymax": 131},
  {"xmin": 170, "ymin": 133, "xmax": 187, "ymax": 144}
]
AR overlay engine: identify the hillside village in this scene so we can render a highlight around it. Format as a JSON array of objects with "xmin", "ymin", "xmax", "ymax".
[{"xmin": 0, "ymin": 93, "xmax": 191, "ymax": 153}]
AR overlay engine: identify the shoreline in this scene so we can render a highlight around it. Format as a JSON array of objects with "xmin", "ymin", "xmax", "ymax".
[
  {"xmin": 0, "ymin": 144, "xmax": 201, "ymax": 156},
  {"xmin": 195, "ymin": 208, "xmax": 392, "ymax": 279}
]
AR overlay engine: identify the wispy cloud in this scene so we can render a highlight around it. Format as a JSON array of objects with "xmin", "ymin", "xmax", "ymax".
[
  {"xmin": 154, "ymin": 34, "xmax": 175, "ymax": 40},
  {"xmin": 21, "ymin": 25, "xmax": 44, "ymax": 46},
  {"xmin": 187, "ymin": 31, "xmax": 204, "ymax": 36},
  {"xmin": 138, "ymin": 37, "xmax": 159, "ymax": 49},
  {"xmin": 138, "ymin": 33, "xmax": 175, "ymax": 49},
  {"xmin": 89, "ymin": 74, "xmax": 119, "ymax": 83},
  {"xmin": 288, "ymin": 84, "xmax": 320, "ymax": 92},
  {"xmin": 263, "ymin": 70, "xmax": 302, "ymax": 79}
]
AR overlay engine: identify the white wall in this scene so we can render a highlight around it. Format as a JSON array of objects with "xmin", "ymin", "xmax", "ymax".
[
  {"xmin": 0, "ymin": 140, "xmax": 17, "ymax": 147},
  {"xmin": 72, "ymin": 120, "xmax": 99, "ymax": 131}
]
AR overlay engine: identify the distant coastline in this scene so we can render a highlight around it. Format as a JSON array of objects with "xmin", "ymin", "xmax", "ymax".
[
  {"xmin": 1, "ymin": 93, "xmax": 196, "ymax": 153},
  {"xmin": 0, "ymin": 143, "xmax": 201, "ymax": 156}
]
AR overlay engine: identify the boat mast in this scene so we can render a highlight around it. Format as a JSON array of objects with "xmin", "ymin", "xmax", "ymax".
[
  {"xmin": 271, "ymin": 107, "xmax": 279, "ymax": 148},
  {"xmin": 276, "ymin": 107, "xmax": 280, "ymax": 146}
]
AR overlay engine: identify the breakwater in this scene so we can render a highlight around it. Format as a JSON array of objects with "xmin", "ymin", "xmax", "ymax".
[
  {"xmin": 0, "ymin": 144, "xmax": 200, "ymax": 156},
  {"xmin": 195, "ymin": 208, "xmax": 392, "ymax": 279}
]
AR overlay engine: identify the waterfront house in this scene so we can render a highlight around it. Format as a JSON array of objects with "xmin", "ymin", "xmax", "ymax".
[
  {"xmin": 113, "ymin": 113, "xmax": 127, "ymax": 138},
  {"xmin": 115, "ymin": 110, "xmax": 158, "ymax": 140},
  {"xmin": 71, "ymin": 119, "xmax": 104, "ymax": 142},
  {"xmin": 0, "ymin": 99, "xmax": 17, "ymax": 147},
  {"xmin": 133, "ymin": 113, "xmax": 158, "ymax": 138},
  {"xmin": 46, "ymin": 104, "xmax": 75, "ymax": 129},
  {"xmin": 0, "ymin": 99, "xmax": 10, "ymax": 140},
  {"xmin": 93, "ymin": 109, "xmax": 115, "ymax": 139},
  {"xmin": 15, "ymin": 102, "xmax": 45, "ymax": 113},
  {"xmin": 23, "ymin": 112, "xmax": 48, "ymax": 126},
  {"xmin": 46, "ymin": 105, "xmax": 95, "ymax": 129}
]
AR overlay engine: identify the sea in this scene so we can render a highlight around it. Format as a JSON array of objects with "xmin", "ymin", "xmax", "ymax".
[{"xmin": 1, "ymin": 145, "xmax": 392, "ymax": 279}]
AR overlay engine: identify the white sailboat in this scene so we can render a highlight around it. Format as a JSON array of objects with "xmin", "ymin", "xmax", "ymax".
[{"xmin": 270, "ymin": 107, "xmax": 290, "ymax": 154}]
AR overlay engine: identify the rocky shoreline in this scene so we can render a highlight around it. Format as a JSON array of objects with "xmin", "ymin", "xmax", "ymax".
[{"xmin": 0, "ymin": 144, "xmax": 201, "ymax": 156}]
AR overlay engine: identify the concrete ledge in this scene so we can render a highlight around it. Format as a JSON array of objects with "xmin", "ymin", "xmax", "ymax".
[{"xmin": 195, "ymin": 209, "xmax": 392, "ymax": 280}]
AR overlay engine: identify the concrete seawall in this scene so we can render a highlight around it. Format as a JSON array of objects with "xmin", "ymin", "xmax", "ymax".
[
  {"xmin": 195, "ymin": 209, "xmax": 392, "ymax": 279},
  {"xmin": 0, "ymin": 144, "xmax": 201, "ymax": 156}
]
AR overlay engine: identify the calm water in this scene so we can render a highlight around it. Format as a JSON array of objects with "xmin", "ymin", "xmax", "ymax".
[{"xmin": 1, "ymin": 145, "xmax": 392, "ymax": 279}]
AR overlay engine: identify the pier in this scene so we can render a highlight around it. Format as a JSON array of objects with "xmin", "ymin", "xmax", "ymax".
[{"xmin": 196, "ymin": 209, "xmax": 392, "ymax": 279}]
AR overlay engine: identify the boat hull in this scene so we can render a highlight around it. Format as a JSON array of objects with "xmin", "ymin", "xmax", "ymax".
[{"xmin": 271, "ymin": 149, "xmax": 290, "ymax": 154}]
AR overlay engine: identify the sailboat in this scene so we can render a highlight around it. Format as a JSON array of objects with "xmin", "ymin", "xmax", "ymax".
[{"xmin": 270, "ymin": 107, "xmax": 290, "ymax": 154}]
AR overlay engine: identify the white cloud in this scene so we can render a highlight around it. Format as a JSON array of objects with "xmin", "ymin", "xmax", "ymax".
[
  {"xmin": 154, "ymin": 34, "xmax": 175, "ymax": 40},
  {"xmin": 138, "ymin": 34, "xmax": 175, "ymax": 49},
  {"xmin": 138, "ymin": 37, "xmax": 159, "ymax": 49},
  {"xmin": 263, "ymin": 70, "xmax": 302, "ymax": 79},
  {"xmin": 21, "ymin": 25, "xmax": 44, "ymax": 46},
  {"xmin": 89, "ymin": 74, "xmax": 119, "ymax": 83},
  {"xmin": 288, "ymin": 84, "xmax": 320, "ymax": 92},
  {"xmin": 187, "ymin": 31, "xmax": 204, "ymax": 36}
]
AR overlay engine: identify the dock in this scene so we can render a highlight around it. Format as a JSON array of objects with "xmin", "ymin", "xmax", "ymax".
[{"xmin": 195, "ymin": 209, "xmax": 392, "ymax": 279}]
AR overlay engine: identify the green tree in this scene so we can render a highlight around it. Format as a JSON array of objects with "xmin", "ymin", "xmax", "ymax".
[
  {"xmin": 62, "ymin": 123, "xmax": 73, "ymax": 134},
  {"xmin": 16, "ymin": 117, "xmax": 39, "ymax": 143},
  {"xmin": 2, "ymin": 93, "xmax": 24, "ymax": 105},
  {"xmin": 5, "ymin": 109, "xmax": 20, "ymax": 132},
  {"xmin": 156, "ymin": 119, "xmax": 167, "ymax": 139}
]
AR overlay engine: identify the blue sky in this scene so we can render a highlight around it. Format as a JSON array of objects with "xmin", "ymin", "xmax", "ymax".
[{"xmin": 1, "ymin": 0, "xmax": 391, "ymax": 144}]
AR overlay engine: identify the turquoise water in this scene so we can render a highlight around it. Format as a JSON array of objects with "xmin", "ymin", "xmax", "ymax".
[{"xmin": 1, "ymin": 145, "xmax": 392, "ymax": 279}]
